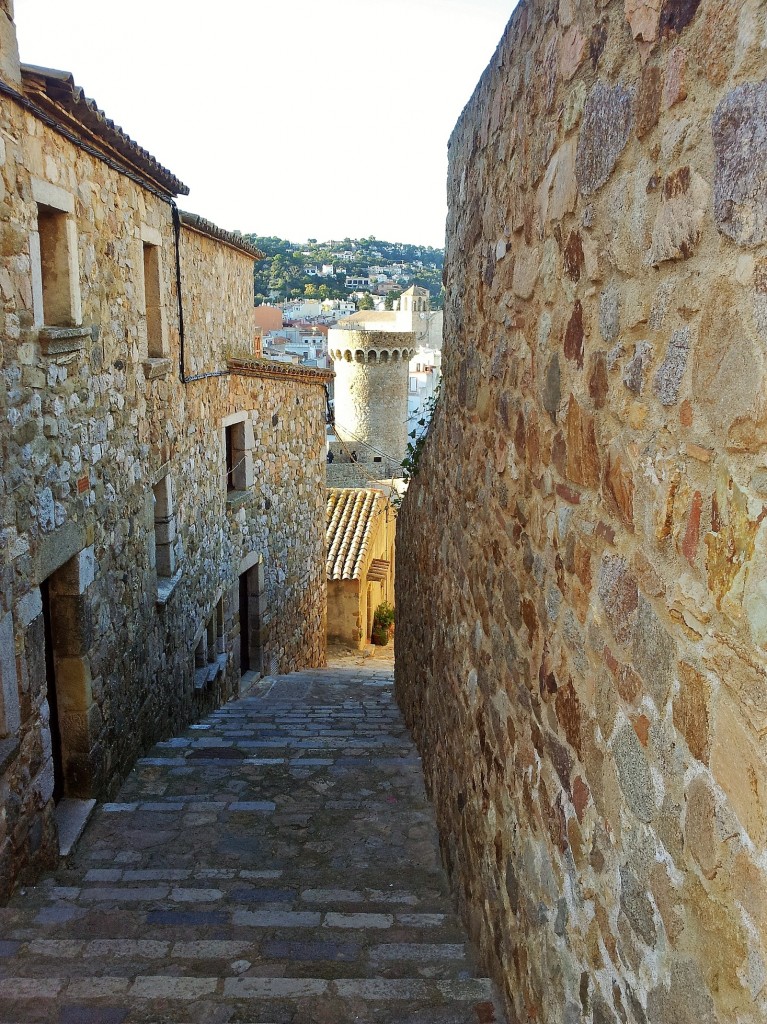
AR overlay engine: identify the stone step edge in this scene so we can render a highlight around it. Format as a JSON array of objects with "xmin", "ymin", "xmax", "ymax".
[{"xmin": 0, "ymin": 975, "xmax": 494, "ymax": 1001}]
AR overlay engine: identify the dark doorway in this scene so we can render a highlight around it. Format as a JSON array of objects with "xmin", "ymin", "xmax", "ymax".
[
  {"xmin": 239, "ymin": 572, "xmax": 250, "ymax": 674},
  {"xmin": 239, "ymin": 564, "xmax": 264, "ymax": 677},
  {"xmin": 40, "ymin": 579, "xmax": 64, "ymax": 803}
]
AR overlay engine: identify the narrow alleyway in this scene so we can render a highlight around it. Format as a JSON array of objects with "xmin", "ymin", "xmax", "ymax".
[{"xmin": 0, "ymin": 652, "xmax": 504, "ymax": 1024}]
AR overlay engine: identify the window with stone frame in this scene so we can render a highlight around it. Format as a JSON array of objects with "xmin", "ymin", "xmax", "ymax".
[
  {"xmin": 33, "ymin": 209, "xmax": 81, "ymax": 331},
  {"xmin": 152, "ymin": 474, "xmax": 176, "ymax": 578},
  {"xmin": 141, "ymin": 238, "xmax": 168, "ymax": 358},
  {"xmin": 194, "ymin": 598, "xmax": 226, "ymax": 689},
  {"xmin": 223, "ymin": 414, "xmax": 255, "ymax": 494}
]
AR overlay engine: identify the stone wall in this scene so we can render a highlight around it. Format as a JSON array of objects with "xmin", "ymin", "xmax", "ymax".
[
  {"xmin": 0, "ymin": 40, "xmax": 330, "ymax": 900},
  {"xmin": 396, "ymin": 2, "xmax": 767, "ymax": 1022}
]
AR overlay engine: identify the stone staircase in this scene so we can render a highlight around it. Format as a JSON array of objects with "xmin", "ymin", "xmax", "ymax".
[{"xmin": 0, "ymin": 659, "xmax": 505, "ymax": 1023}]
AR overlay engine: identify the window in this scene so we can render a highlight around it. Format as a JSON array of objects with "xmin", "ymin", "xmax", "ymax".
[
  {"xmin": 224, "ymin": 414, "xmax": 255, "ymax": 494},
  {"xmin": 140, "ymin": 226, "xmax": 168, "ymax": 359},
  {"xmin": 409, "ymin": 376, "xmax": 417, "ymax": 393},
  {"xmin": 194, "ymin": 597, "xmax": 226, "ymax": 689},
  {"xmin": 153, "ymin": 475, "xmax": 176, "ymax": 578},
  {"xmin": 31, "ymin": 178, "xmax": 81, "ymax": 329}
]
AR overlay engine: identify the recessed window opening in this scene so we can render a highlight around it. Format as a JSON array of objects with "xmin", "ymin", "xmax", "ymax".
[
  {"xmin": 38, "ymin": 205, "xmax": 75, "ymax": 326},
  {"xmin": 153, "ymin": 475, "xmax": 176, "ymax": 578},
  {"xmin": 142, "ymin": 242, "xmax": 165, "ymax": 357}
]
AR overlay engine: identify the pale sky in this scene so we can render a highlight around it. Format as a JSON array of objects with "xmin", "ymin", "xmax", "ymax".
[{"xmin": 14, "ymin": 0, "xmax": 515, "ymax": 248}]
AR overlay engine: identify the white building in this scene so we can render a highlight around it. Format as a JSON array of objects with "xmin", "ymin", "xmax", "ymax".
[
  {"xmin": 345, "ymin": 275, "xmax": 371, "ymax": 290},
  {"xmin": 282, "ymin": 298, "xmax": 323, "ymax": 321}
]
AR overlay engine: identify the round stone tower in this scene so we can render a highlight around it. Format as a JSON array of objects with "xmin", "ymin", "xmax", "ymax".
[{"xmin": 328, "ymin": 327, "xmax": 415, "ymax": 470}]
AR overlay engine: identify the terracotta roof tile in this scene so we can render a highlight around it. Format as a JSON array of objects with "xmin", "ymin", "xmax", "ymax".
[
  {"xmin": 21, "ymin": 64, "xmax": 189, "ymax": 196},
  {"xmin": 179, "ymin": 212, "xmax": 265, "ymax": 260},
  {"xmin": 326, "ymin": 488, "xmax": 384, "ymax": 581}
]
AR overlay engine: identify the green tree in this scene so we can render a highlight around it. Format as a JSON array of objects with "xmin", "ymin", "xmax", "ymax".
[{"xmin": 357, "ymin": 292, "xmax": 375, "ymax": 310}]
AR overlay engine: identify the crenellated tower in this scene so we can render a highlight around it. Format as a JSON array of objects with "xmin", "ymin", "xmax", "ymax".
[{"xmin": 328, "ymin": 326, "xmax": 415, "ymax": 474}]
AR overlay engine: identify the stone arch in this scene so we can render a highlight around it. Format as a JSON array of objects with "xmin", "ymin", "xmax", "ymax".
[
  {"xmin": 344, "ymin": 350, "xmax": 352, "ymax": 362},
  {"xmin": 368, "ymin": 350, "xmax": 378, "ymax": 364},
  {"xmin": 392, "ymin": 350, "xmax": 400, "ymax": 362},
  {"xmin": 380, "ymin": 350, "xmax": 389, "ymax": 363},
  {"xmin": 355, "ymin": 350, "xmax": 364, "ymax": 363}
]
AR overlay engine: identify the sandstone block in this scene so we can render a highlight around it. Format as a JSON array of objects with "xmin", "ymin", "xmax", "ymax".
[
  {"xmin": 662, "ymin": 47, "xmax": 687, "ymax": 108},
  {"xmin": 652, "ymin": 327, "xmax": 690, "ymax": 406},
  {"xmin": 576, "ymin": 82, "xmax": 634, "ymax": 196},
  {"xmin": 636, "ymin": 64, "xmax": 662, "ymax": 138},
  {"xmin": 625, "ymin": 0, "xmax": 662, "ymax": 43},
  {"xmin": 613, "ymin": 720, "xmax": 657, "ymax": 822},
  {"xmin": 566, "ymin": 395, "xmax": 600, "ymax": 488},
  {"xmin": 711, "ymin": 700, "xmax": 767, "ymax": 847},
  {"xmin": 632, "ymin": 597, "xmax": 676, "ymax": 710},
  {"xmin": 713, "ymin": 79, "xmax": 767, "ymax": 247},
  {"xmin": 659, "ymin": 0, "xmax": 702, "ymax": 38},
  {"xmin": 646, "ymin": 171, "xmax": 708, "ymax": 266},
  {"xmin": 647, "ymin": 957, "xmax": 715, "ymax": 1024},
  {"xmin": 597, "ymin": 555, "xmax": 638, "ymax": 645}
]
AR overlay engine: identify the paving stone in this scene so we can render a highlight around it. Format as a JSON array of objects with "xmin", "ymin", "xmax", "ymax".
[
  {"xmin": 27, "ymin": 939, "xmax": 84, "ymax": 957},
  {"xmin": 145, "ymin": 910, "xmax": 228, "ymax": 927},
  {"xmin": 79, "ymin": 887, "xmax": 170, "ymax": 902},
  {"xmin": 171, "ymin": 940, "xmax": 250, "ymax": 958},
  {"xmin": 86, "ymin": 940, "xmax": 170, "ymax": 958},
  {"xmin": 170, "ymin": 887, "xmax": 224, "ymax": 902},
  {"xmin": 0, "ymin": 977, "xmax": 63, "ymax": 998},
  {"xmin": 261, "ymin": 939, "xmax": 362, "ymax": 962},
  {"xmin": 371, "ymin": 943, "xmax": 467, "ymax": 960},
  {"xmin": 129, "ymin": 976, "xmax": 217, "ymax": 998},
  {"xmin": 223, "ymin": 977, "xmax": 328, "ymax": 997},
  {"xmin": 66, "ymin": 978, "xmax": 132, "ymax": 998},
  {"xmin": 324, "ymin": 911, "xmax": 394, "ymax": 929},
  {"xmin": 59, "ymin": 1007, "xmax": 129, "ymax": 1024},
  {"xmin": 232, "ymin": 909, "xmax": 321, "ymax": 928},
  {"xmin": 302, "ymin": 888, "xmax": 364, "ymax": 903},
  {"xmin": 334, "ymin": 978, "xmax": 429, "ymax": 999}
]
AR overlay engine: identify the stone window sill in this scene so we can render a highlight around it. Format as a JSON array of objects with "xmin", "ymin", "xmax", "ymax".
[
  {"xmin": 39, "ymin": 325, "xmax": 91, "ymax": 356},
  {"xmin": 156, "ymin": 568, "xmax": 183, "ymax": 607},
  {"xmin": 143, "ymin": 357, "xmax": 173, "ymax": 380},
  {"xmin": 226, "ymin": 489, "xmax": 251, "ymax": 509},
  {"xmin": 195, "ymin": 653, "xmax": 228, "ymax": 691}
]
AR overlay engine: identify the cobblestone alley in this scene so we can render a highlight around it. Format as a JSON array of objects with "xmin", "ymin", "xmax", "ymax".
[{"xmin": 0, "ymin": 652, "xmax": 504, "ymax": 1024}]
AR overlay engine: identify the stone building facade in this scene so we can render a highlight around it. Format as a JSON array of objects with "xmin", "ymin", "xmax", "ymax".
[
  {"xmin": 326, "ymin": 487, "xmax": 396, "ymax": 647},
  {"xmin": 396, "ymin": 2, "xmax": 767, "ymax": 1023},
  {"xmin": 0, "ymin": 5, "xmax": 331, "ymax": 901}
]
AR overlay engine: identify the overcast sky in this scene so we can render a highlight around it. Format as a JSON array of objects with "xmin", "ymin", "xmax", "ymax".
[{"xmin": 15, "ymin": 0, "xmax": 516, "ymax": 248}]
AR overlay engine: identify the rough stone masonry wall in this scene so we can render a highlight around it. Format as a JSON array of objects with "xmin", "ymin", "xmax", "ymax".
[
  {"xmin": 395, "ymin": 2, "xmax": 767, "ymax": 1022},
  {"xmin": 0, "ymin": 62, "xmax": 327, "ymax": 901}
]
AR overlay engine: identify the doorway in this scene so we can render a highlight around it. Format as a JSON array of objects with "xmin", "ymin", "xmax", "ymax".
[
  {"xmin": 40, "ymin": 553, "xmax": 93, "ymax": 801},
  {"xmin": 239, "ymin": 562, "xmax": 264, "ymax": 676},
  {"xmin": 41, "ymin": 579, "xmax": 64, "ymax": 803}
]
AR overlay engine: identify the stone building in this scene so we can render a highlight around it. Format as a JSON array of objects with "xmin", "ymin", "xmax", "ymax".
[
  {"xmin": 0, "ymin": 4, "xmax": 332, "ymax": 901},
  {"xmin": 396, "ymin": 2, "xmax": 767, "ymax": 1023},
  {"xmin": 326, "ymin": 487, "xmax": 396, "ymax": 647}
]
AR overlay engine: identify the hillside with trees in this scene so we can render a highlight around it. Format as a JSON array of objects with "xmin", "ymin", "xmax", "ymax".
[{"xmin": 243, "ymin": 234, "xmax": 444, "ymax": 308}]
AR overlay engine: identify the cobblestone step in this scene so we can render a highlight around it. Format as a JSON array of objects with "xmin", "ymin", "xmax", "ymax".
[{"xmin": 0, "ymin": 655, "xmax": 505, "ymax": 1023}]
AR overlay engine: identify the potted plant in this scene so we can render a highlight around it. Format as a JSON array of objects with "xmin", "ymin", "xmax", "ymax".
[{"xmin": 371, "ymin": 601, "xmax": 395, "ymax": 646}]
